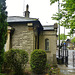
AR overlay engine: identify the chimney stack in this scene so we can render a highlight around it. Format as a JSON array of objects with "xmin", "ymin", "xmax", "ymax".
[{"xmin": 25, "ymin": 4, "xmax": 30, "ymax": 18}]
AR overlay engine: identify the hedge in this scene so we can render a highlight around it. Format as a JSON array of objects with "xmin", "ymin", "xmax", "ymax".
[
  {"xmin": 30, "ymin": 49, "xmax": 47, "ymax": 74},
  {"xmin": 4, "ymin": 49, "xmax": 28, "ymax": 75}
]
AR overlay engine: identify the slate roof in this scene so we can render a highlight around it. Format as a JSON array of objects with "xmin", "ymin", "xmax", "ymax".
[
  {"xmin": 7, "ymin": 16, "xmax": 55, "ymax": 31},
  {"xmin": 7, "ymin": 16, "xmax": 38, "ymax": 23},
  {"xmin": 43, "ymin": 25, "xmax": 54, "ymax": 30}
]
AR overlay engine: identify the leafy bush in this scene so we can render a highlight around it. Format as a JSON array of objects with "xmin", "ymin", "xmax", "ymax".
[
  {"xmin": 4, "ymin": 49, "xmax": 28, "ymax": 75},
  {"xmin": 0, "ymin": 73, "xmax": 6, "ymax": 75},
  {"xmin": 30, "ymin": 49, "xmax": 47, "ymax": 74}
]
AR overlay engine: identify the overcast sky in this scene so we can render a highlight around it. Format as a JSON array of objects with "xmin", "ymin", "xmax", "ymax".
[
  {"xmin": 6, "ymin": 0, "xmax": 58, "ymax": 24},
  {"xmin": 6, "ymin": 0, "xmax": 70, "ymax": 36}
]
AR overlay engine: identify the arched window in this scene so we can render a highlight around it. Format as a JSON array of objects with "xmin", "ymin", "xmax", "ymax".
[{"xmin": 45, "ymin": 39, "xmax": 49, "ymax": 51}]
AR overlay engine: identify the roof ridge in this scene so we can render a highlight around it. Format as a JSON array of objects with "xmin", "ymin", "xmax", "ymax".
[
  {"xmin": 43, "ymin": 25, "xmax": 54, "ymax": 26},
  {"xmin": 8, "ymin": 16, "xmax": 38, "ymax": 20}
]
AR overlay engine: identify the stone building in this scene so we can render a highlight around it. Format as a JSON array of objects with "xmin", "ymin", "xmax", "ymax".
[{"xmin": 6, "ymin": 5, "xmax": 58, "ymax": 64}]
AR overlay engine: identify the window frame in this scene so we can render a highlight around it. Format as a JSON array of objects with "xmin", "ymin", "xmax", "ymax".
[{"xmin": 45, "ymin": 38, "xmax": 49, "ymax": 51}]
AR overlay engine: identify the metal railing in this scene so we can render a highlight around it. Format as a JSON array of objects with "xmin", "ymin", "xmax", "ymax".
[{"xmin": 73, "ymin": 51, "xmax": 75, "ymax": 67}]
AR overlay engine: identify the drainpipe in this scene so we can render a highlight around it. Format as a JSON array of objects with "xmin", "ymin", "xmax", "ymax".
[
  {"xmin": 35, "ymin": 36, "xmax": 36, "ymax": 49},
  {"xmin": 37, "ymin": 28, "xmax": 39, "ymax": 49}
]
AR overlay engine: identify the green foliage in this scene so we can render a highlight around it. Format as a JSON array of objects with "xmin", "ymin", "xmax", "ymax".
[
  {"xmin": 0, "ymin": 73, "xmax": 6, "ymax": 75},
  {"xmin": 59, "ymin": 34, "xmax": 67, "ymax": 40},
  {"xmin": 50, "ymin": 0, "xmax": 75, "ymax": 34},
  {"xmin": 0, "ymin": 0, "xmax": 8, "ymax": 72},
  {"xmin": 71, "ymin": 37, "xmax": 75, "ymax": 43},
  {"xmin": 30, "ymin": 49, "xmax": 47, "ymax": 74},
  {"xmin": 50, "ymin": 0, "xmax": 58, "ymax": 5},
  {"xmin": 4, "ymin": 49, "xmax": 28, "ymax": 75},
  {"xmin": 48, "ymin": 66, "xmax": 60, "ymax": 75}
]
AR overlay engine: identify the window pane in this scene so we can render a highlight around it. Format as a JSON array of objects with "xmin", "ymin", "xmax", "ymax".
[{"xmin": 45, "ymin": 39, "xmax": 49, "ymax": 51}]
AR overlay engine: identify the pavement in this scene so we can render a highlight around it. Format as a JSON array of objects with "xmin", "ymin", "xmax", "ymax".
[
  {"xmin": 57, "ymin": 50, "xmax": 75, "ymax": 75},
  {"xmin": 58, "ymin": 65, "xmax": 75, "ymax": 75}
]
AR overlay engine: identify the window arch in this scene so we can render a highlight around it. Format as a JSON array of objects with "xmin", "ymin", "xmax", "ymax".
[{"xmin": 45, "ymin": 39, "xmax": 49, "ymax": 51}]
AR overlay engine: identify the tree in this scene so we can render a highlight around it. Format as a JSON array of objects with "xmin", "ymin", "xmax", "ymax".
[
  {"xmin": 71, "ymin": 37, "xmax": 75, "ymax": 48},
  {"xmin": 71, "ymin": 37, "xmax": 75, "ymax": 44},
  {"xmin": 59, "ymin": 34, "xmax": 67, "ymax": 40},
  {"xmin": 0, "ymin": 0, "xmax": 8, "ymax": 72},
  {"xmin": 50, "ymin": 0, "xmax": 75, "ymax": 35}
]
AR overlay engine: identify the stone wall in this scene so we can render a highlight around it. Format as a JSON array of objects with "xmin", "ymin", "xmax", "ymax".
[
  {"xmin": 10, "ymin": 23, "xmax": 34, "ymax": 59},
  {"xmin": 39, "ymin": 30, "xmax": 57, "ymax": 64},
  {"xmin": 9, "ymin": 23, "xmax": 57, "ymax": 64}
]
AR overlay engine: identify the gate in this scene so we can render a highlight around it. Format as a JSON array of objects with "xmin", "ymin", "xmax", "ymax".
[
  {"xmin": 73, "ymin": 52, "xmax": 75, "ymax": 67},
  {"xmin": 57, "ymin": 43, "xmax": 68, "ymax": 66}
]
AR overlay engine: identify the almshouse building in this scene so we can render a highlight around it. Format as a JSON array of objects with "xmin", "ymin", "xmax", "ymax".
[{"xmin": 6, "ymin": 5, "xmax": 58, "ymax": 64}]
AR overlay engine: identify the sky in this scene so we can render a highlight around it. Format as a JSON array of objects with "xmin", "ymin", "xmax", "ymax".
[
  {"xmin": 6, "ymin": 0, "xmax": 70, "ymax": 36},
  {"xmin": 6, "ymin": 0, "xmax": 58, "ymax": 25}
]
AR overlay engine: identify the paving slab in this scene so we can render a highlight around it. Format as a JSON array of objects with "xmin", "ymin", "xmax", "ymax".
[{"xmin": 58, "ymin": 65, "xmax": 75, "ymax": 75}]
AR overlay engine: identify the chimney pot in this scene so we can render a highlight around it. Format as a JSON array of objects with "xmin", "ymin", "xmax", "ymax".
[{"xmin": 25, "ymin": 4, "xmax": 30, "ymax": 18}]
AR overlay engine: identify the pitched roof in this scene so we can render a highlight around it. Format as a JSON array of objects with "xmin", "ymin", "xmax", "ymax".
[
  {"xmin": 7, "ymin": 16, "xmax": 38, "ymax": 23},
  {"xmin": 43, "ymin": 25, "xmax": 54, "ymax": 30}
]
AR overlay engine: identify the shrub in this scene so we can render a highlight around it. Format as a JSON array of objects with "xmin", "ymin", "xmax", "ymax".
[
  {"xmin": 30, "ymin": 49, "xmax": 47, "ymax": 74},
  {"xmin": 0, "ymin": 73, "xmax": 6, "ymax": 75},
  {"xmin": 4, "ymin": 49, "xmax": 28, "ymax": 75}
]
